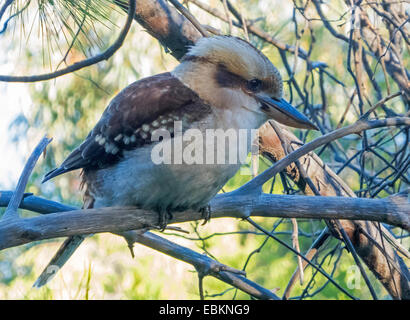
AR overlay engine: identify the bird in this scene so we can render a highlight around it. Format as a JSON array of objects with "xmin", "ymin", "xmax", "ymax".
[{"xmin": 33, "ymin": 36, "xmax": 318, "ymax": 287}]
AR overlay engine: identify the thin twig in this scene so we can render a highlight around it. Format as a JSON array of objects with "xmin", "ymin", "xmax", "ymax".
[
  {"xmin": 0, "ymin": 0, "xmax": 13, "ymax": 23},
  {"xmin": 168, "ymin": 0, "xmax": 209, "ymax": 37},
  {"xmin": 1, "ymin": 135, "xmax": 52, "ymax": 220},
  {"xmin": 282, "ymin": 228, "xmax": 331, "ymax": 299},
  {"xmin": 245, "ymin": 217, "xmax": 357, "ymax": 300},
  {"xmin": 335, "ymin": 220, "xmax": 378, "ymax": 300}
]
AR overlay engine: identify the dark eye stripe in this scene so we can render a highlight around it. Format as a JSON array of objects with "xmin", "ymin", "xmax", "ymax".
[{"xmin": 215, "ymin": 64, "xmax": 246, "ymax": 88}]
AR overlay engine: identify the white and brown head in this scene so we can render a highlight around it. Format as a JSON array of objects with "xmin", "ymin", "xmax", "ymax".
[{"xmin": 172, "ymin": 36, "xmax": 317, "ymax": 130}]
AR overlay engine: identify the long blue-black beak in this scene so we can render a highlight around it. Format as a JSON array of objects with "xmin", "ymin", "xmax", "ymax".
[{"xmin": 257, "ymin": 95, "xmax": 318, "ymax": 130}]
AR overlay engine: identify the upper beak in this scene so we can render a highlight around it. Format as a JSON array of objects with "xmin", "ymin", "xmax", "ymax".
[{"xmin": 256, "ymin": 95, "xmax": 319, "ymax": 130}]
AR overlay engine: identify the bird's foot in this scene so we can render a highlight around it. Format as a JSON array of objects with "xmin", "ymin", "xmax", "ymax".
[
  {"xmin": 158, "ymin": 209, "xmax": 173, "ymax": 232},
  {"xmin": 199, "ymin": 205, "xmax": 211, "ymax": 225}
]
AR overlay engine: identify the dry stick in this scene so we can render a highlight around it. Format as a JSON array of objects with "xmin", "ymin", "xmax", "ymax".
[
  {"xmin": 189, "ymin": 0, "xmax": 307, "ymax": 58},
  {"xmin": 240, "ymin": 117, "xmax": 410, "ymax": 193},
  {"xmin": 353, "ymin": 7, "xmax": 366, "ymax": 107},
  {"xmin": 168, "ymin": 0, "xmax": 209, "ymax": 37},
  {"xmin": 198, "ymin": 275, "xmax": 205, "ymax": 300},
  {"xmin": 269, "ymin": 121, "xmax": 305, "ymax": 285},
  {"xmin": 0, "ymin": 0, "xmax": 13, "ymax": 23},
  {"xmin": 291, "ymin": 218, "xmax": 304, "ymax": 285},
  {"xmin": 245, "ymin": 217, "xmax": 357, "ymax": 300},
  {"xmin": 272, "ymin": 123, "xmax": 380, "ymax": 299},
  {"xmin": 359, "ymin": 8, "xmax": 409, "ymax": 102},
  {"xmin": 337, "ymin": 90, "xmax": 357, "ymax": 129},
  {"xmin": 202, "ymin": 25, "xmax": 223, "ymax": 36},
  {"xmin": 311, "ymin": 0, "xmax": 348, "ymax": 42},
  {"xmin": 0, "ymin": 0, "xmax": 136, "ymax": 82},
  {"xmin": 335, "ymin": 219, "xmax": 378, "ymax": 300},
  {"xmin": 240, "ymin": 11, "xmax": 249, "ymax": 41},
  {"xmin": 376, "ymin": 33, "xmax": 392, "ymax": 95},
  {"xmin": 188, "ymin": 0, "xmax": 232, "ymax": 24},
  {"xmin": 230, "ymin": 219, "xmax": 285, "ymax": 300},
  {"xmin": 293, "ymin": 158, "xmax": 380, "ymax": 300},
  {"xmin": 123, "ymin": 231, "xmax": 280, "ymax": 300},
  {"xmin": 298, "ymin": 243, "xmax": 344, "ymax": 299},
  {"xmin": 1, "ymin": 136, "xmax": 52, "ymax": 221},
  {"xmin": 283, "ymin": 156, "xmax": 334, "ymax": 298},
  {"xmin": 360, "ymin": 91, "xmax": 402, "ymax": 119},
  {"xmin": 222, "ymin": 0, "xmax": 232, "ymax": 34},
  {"xmin": 260, "ymin": 123, "xmax": 410, "ymax": 299},
  {"xmin": 274, "ymin": 121, "xmax": 378, "ymax": 299},
  {"xmin": 282, "ymin": 228, "xmax": 331, "ymax": 299}
]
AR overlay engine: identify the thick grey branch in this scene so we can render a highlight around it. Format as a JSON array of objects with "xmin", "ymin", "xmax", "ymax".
[
  {"xmin": 0, "ymin": 191, "xmax": 280, "ymax": 300},
  {"xmin": 0, "ymin": 191, "xmax": 408, "ymax": 250}
]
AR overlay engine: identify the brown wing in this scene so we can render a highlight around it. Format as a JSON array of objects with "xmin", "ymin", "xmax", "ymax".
[{"xmin": 43, "ymin": 72, "xmax": 210, "ymax": 182}]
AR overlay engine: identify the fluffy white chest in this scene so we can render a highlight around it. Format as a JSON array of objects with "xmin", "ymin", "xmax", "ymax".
[{"xmin": 88, "ymin": 141, "xmax": 240, "ymax": 210}]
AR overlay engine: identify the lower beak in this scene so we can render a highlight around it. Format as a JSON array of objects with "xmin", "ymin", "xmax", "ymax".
[{"xmin": 257, "ymin": 95, "xmax": 318, "ymax": 130}]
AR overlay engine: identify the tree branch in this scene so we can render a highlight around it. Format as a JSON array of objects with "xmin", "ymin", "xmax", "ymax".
[
  {"xmin": 0, "ymin": 191, "xmax": 281, "ymax": 299},
  {"xmin": 0, "ymin": 0, "xmax": 136, "ymax": 82},
  {"xmin": 241, "ymin": 117, "xmax": 410, "ymax": 192},
  {"xmin": 125, "ymin": 231, "xmax": 280, "ymax": 300},
  {"xmin": 1, "ymin": 136, "xmax": 52, "ymax": 220},
  {"xmin": 258, "ymin": 122, "xmax": 410, "ymax": 299},
  {"xmin": 0, "ymin": 190, "xmax": 408, "ymax": 250}
]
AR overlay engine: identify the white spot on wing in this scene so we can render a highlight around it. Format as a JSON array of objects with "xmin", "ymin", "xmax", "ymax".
[{"xmin": 114, "ymin": 134, "xmax": 123, "ymax": 142}]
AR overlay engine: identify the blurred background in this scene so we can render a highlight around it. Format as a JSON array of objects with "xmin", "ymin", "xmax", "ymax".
[{"xmin": 0, "ymin": 0, "xmax": 408, "ymax": 299}]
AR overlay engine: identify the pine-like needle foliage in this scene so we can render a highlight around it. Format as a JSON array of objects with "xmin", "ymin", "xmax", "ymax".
[{"xmin": 1, "ymin": 0, "xmax": 124, "ymax": 70}]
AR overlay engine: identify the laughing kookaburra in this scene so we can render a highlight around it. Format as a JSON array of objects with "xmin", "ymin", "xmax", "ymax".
[{"xmin": 34, "ymin": 36, "xmax": 317, "ymax": 287}]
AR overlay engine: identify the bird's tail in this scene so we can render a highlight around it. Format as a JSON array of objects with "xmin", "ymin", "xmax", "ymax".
[
  {"xmin": 33, "ymin": 187, "xmax": 94, "ymax": 288},
  {"xmin": 33, "ymin": 235, "xmax": 85, "ymax": 288}
]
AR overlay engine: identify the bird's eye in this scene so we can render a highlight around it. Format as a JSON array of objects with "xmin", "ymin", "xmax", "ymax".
[{"xmin": 247, "ymin": 79, "xmax": 262, "ymax": 92}]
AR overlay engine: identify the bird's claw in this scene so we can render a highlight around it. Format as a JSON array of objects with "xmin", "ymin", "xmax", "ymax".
[
  {"xmin": 158, "ymin": 209, "xmax": 173, "ymax": 231},
  {"xmin": 199, "ymin": 205, "xmax": 211, "ymax": 225},
  {"xmin": 127, "ymin": 242, "xmax": 135, "ymax": 258}
]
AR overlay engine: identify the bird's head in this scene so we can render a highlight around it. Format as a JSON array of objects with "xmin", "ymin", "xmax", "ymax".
[{"xmin": 173, "ymin": 36, "xmax": 318, "ymax": 130}]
